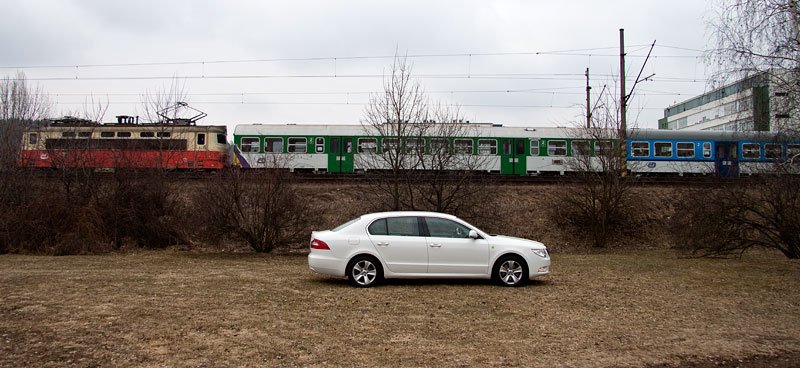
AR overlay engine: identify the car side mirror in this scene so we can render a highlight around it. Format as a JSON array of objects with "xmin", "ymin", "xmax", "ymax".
[{"xmin": 468, "ymin": 230, "xmax": 479, "ymax": 239}]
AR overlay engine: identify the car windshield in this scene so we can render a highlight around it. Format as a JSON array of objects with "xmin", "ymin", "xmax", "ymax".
[{"xmin": 331, "ymin": 217, "xmax": 360, "ymax": 232}]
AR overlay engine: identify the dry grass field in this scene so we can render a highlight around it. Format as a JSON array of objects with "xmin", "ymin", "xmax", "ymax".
[{"xmin": 1, "ymin": 250, "xmax": 799, "ymax": 368}]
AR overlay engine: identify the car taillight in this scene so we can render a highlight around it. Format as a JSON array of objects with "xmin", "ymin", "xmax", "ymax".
[{"xmin": 310, "ymin": 239, "xmax": 330, "ymax": 250}]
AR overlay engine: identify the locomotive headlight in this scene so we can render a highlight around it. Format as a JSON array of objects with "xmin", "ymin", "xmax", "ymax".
[{"xmin": 531, "ymin": 248, "xmax": 548, "ymax": 258}]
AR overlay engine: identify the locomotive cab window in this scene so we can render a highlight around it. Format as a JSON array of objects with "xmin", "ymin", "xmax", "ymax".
[
  {"xmin": 358, "ymin": 138, "xmax": 377, "ymax": 153},
  {"xmin": 241, "ymin": 137, "xmax": 260, "ymax": 153},
  {"xmin": 197, "ymin": 133, "xmax": 206, "ymax": 145},
  {"xmin": 29, "ymin": 133, "xmax": 37, "ymax": 145},
  {"xmin": 454, "ymin": 139, "xmax": 473, "ymax": 155},
  {"xmin": 571, "ymin": 140, "xmax": 590, "ymax": 156},
  {"xmin": 765, "ymin": 144, "xmax": 782, "ymax": 160},
  {"xmin": 677, "ymin": 142, "xmax": 695, "ymax": 158},
  {"xmin": 217, "ymin": 134, "xmax": 226, "ymax": 145},
  {"xmin": 631, "ymin": 141, "xmax": 650, "ymax": 157},
  {"xmin": 654, "ymin": 142, "xmax": 673, "ymax": 158},
  {"xmin": 288, "ymin": 137, "xmax": 307, "ymax": 153},
  {"xmin": 478, "ymin": 139, "xmax": 497, "ymax": 155},
  {"xmin": 547, "ymin": 140, "xmax": 567, "ymax": 156},
  {"xmin": 530, "ymin": 139, "xmax": 539, "ymax": 156},
  {"xmin": 742, "ymin": 143, "xmax": 760, "ymax": 159},
  {"xmin": 315, "ymin": 138, "xmax": 325, "ymax": 153}
]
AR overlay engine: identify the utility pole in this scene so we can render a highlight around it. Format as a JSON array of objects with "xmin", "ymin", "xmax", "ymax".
[
  {"xmin": 619, "ymin": 28, "xmax": 627, "ymax": 176},
  {"xmin": 585, "ymin": 68, "xmax": 591, "ymax": 129}
]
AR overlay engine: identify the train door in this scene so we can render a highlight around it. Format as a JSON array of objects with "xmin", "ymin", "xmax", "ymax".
[
  {"xmin": 500, "ymin": 138, "xmax": 527, "ymax": 175},
  {"xmin": 715, "ymin": 141, "xmax": 739, "ymax": 177},
  {"xmin": 328, "ymin": 136, "xmax": 354, "ymax": 173}
]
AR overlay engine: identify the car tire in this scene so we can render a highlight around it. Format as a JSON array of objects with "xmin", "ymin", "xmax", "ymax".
[
  {"xmin": 346, "ymin": 255, "xmax": 383, "ymax": 288},
  {"xmin": 492, "ymin": 255, "xmax": 528, "ymax": 287}
]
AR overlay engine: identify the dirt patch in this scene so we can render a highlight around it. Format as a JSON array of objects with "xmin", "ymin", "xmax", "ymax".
[{"xmin": 1, "ymin": 249, "xmax": 798, "ymax": 367}]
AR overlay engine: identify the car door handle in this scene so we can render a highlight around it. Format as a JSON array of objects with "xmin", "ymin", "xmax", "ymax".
[
  {"xmin": 428, "ymin": 243, "xmax": 442, "ymax": 248},
  {"xmin": 376, "ymin": 242, "xmax": 389, "ymax": 247}
]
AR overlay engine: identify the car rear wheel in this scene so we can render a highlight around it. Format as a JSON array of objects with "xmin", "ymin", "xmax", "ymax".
[
  {"xmin": 346, "ymin": 256, "xmax": 383, "ymax": 288},
  {"xmin": 493, "ymin": 255, "xmax": 528, "ymax": 287}
]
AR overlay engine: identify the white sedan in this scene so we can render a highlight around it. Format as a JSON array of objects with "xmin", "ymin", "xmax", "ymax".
[{"xmin": 308, "ymin": 211, "xmax": 550, "ymax": 287}]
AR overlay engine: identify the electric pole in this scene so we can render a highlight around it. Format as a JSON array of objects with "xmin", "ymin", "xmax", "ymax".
[
  {"xmin": 619, "ymin": 28, "xmax": 627, "ymax": 176},
  {"xmin": 586, "ymin": 68, "xmax": 591, "ymax": 129}
]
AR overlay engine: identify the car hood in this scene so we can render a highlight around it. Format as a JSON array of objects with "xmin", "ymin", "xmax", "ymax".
[{"xmin": 489, "ymin": 235, "xmax": 547, "ymax": 249}]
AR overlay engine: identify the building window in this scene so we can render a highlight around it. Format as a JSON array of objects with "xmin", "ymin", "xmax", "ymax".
[
  {"xmin": 530, "ymin": 139, "xmax": 539, "ymax": 156},
  {"xmin": 703, "ymin": 142, "xmax": 712, "ymax": 158},
  {"xmin": 677, "ymin": 142, "xmax": 695, "ymax": 158},
  {"xmin": 547, "ymin": 140, "xmax": 567, "ymax": 156},
  {"xmin": 265, "ymin": 137, "xmax": 283, "ymax": 153},
  {"xmin": 358, "ymin": 138, "xmax": 377, "ymax": 153},
  {"xmin": 631, "ymin": 141, "xmax": 650, "ymax": 157},
  {"xmin": 654, "ymin": 142, "xmax": 673, "ymax": 157},
  {"xmin": 742, "ymin": 143, "xmax": 760, "ymax": 159},
  {"xmin": 454, "ymin": 139, "xmax": 473, "ymax": 154},
  {"xmin": 241, "ymin": 137, "xmax": 260, "ymax": 153},
  {"xmin": 571, "ymin": 140, "xmax": 590, "ymax": 156},
  {"xmin": 764, "ymin": 143, "xmax": 782, "ymax": 160},
  {"xmin": 478, "ymin": 139, "xmax": 497, "ymax": 155},
  {"xmin": 288, "ymin": 137, "xmax": 307, "ymax": 153},
  {"xmin": 315, "ymin": 137, "xmax": 325, "ymax": 153}
]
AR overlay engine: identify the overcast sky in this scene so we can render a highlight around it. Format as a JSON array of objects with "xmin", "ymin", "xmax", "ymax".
[{"xmin": 0, "ymin": 0, "xmax": 716, "ymax": 131}]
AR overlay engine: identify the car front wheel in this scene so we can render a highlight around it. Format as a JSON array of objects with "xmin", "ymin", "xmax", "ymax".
[
  {"xmin": 346, "ymin": 256, "xmax": 383, "ymax": 288},
  {"xmin": 493, "ymin": 255, "xmax": 528, "ymax": 287}
]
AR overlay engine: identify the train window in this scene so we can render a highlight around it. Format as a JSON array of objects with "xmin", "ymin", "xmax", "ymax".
[
  {"xmin": 516, "ymin": 139, "xmax": 525, "ymax": 155},
  {"xmin": 217, "ymin": 134, "xmax": 226, "ymax": 144},
  {"xmin": 571, "ymin": 140, "xmax": 590, "ymax": 156},
  {"xmin": 264, "ymin": 137, "xmax": 283, "ymax": 153},
  {"xmin": 631, "ymin": 142, "xmax": 650, "ymax": 157},
  {"xmin": 78, "ymin": 132, "xmax": 92, "ymax": 138},
  {"xmin": 547, "ymin": 140, "xmax": 567, "ymax": 156},
  {"xmin": 595, "ymin": 140, "xmax": 613, "ymax": 156},
  {"xmin": 345, "ymin": 140, "xmax": 353, "ymax": 153},
  {"xmin": 29, "ymin": 133, "xmax": 37, "ymax": 145},
  {"xmin": 454, "ymin": 139, "xmax": 473, "ymax": 154},
  {"xmin": 503, "ymin": 140, "xmax": 512, "ymax": 155},
  {"xmin": 358, "ymin": 138, "xmax": 377, "ymax": 153},
  {"xmin": 62, "ymin": 132, "xmax": 76, "ymax": 138},
  {"xmin": 117, "ymin": 132, "xmax": 131, "ymax": 138},
  {"xmin": 677, "ymin": 142, "xmax": 695, "ymax": 158},
  {"xmin": 788, "ymin": 144, "xmax": 800, "ymax": 163},
  {"xmin": 382, "ymin": 138, "xmax": 399, "ymax": 153},
  {"xmin": 765, "ymin": 144, "xmax": 782, "ymax": 160},
  {"xmin": 530, "ymin": 139, "xmax": 539, "ymax": 156},
  {"xmin": 315, "ymin": 138, "xmax": 325, "ymax": 153},
  {"xmin": 654, "ymin": 142, "xmax": 673, "ymax": 157},
  {"xmin": 100, "ymin": 132, "xmax": 115, "ymax": 138},
  {"xmin": 288, "ymin": 137, "xmax": 307, "ymax": 153},
  {"xmin": 703, "ymin": 142, "xmax": 712, "ymax": 158},
  {"xmin": 405, "ymin": 139, "xmax": 423, "ymax": 154},
  {"xmin": 742, "ymin": 143, "xmax": 760, "ymax": 159},
  {"xmin": 157, "ymin": 132, "xmax": 171, "ymax": 138},
  {"xmin": 140, "ymin": 132, "xmax": 155, "ymax": 138},
  {"xmin": 197, "ymin": 133, "xmax": 206, "ymax": 145},
  {"xmin": 430, "ymin": 138, "xmax": 449, "ymax": 154},
  {"xmin": 241, "ymin": 137, "xmax": 260, "ymax": 153},
  {"xmin": 478, "ymin": 139, "xmax": 497, "ymax": 155}
]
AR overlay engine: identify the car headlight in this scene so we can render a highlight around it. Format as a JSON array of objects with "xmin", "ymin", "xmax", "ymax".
[{"xmin": 531, "ymin": 248, "xmax": 548, "ymax": 258}]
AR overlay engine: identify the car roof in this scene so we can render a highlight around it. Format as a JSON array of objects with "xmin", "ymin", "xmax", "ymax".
[{"xmin": 359, "ymin": 211, "xmax": 458, "ymax": 221}]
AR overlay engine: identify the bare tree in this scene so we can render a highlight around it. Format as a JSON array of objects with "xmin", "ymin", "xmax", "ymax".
[
  {"xmin": 558, "ymin": 94, "xmax": 639, "ymax": 248},
  {"xmin": 708, "ymin": 0, "xmax": 800, "ymax": 134},
  {"xmin": 0, "ymin": 71, "xmax": 50, "ymax": 169}
]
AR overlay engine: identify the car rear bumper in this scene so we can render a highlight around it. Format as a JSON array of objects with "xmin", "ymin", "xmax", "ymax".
[{"xmin": 308, "ymin": 252, "xmax": 346, "ymax": 277}]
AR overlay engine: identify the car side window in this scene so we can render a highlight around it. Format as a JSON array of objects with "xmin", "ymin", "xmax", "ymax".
[
  {"xmin": 383, "ymin": 217, "xmax": 420, "ymax": 236},
  {"xmin": 424, "ymin": 217, "xmax": 471, "ymax": 238},
  {"xmin": 367, "ymin": 219, "xmax": 387, "ymax": 235}
]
